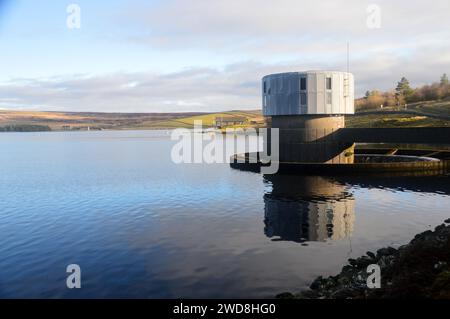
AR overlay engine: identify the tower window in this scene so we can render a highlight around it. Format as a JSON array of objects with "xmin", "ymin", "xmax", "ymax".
[
  {"xmin": 300, "ymin": 78, "xmax": 307, "ymax": 90},
  {"xmin": 300, "ymin": 93, "xmax": 307, "ymax": 106},
  {"xmin": 263, "ymin": 81, "xmax": 267, "ymax": 94},
  {"xmin": 326, "ymin": 77, "xmax": 332, "ymax": 90},
  {"xmin": 327, "ymin": 92, "xmax": 332, "ymax": 105}
]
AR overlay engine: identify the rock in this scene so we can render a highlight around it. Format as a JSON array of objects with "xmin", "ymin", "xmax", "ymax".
[
  {"xmin": 300, "ymin": 290, "xmax": 321, "ymax": 299},
  {"xmin": 276, "ymin": 292, "xmax": 295, "ymax": 299},
  {"xmin": 434, "ymin": 261, "xmax": 448, "ymax": 271},
  {"xmin": 348, "ymin": 258, "xmax": 358, "ymax": 267},
  {"xmin": 309, "ymin": 276, "xmax": 323, "ymax": 290},
  {"xmin": 414, "ymin": 230, "xmax": 433, "ymax": 241},
  {"xmin": 367, "ymin": 251, "xmax": 376, "ymax": 259},
  {"xmin": 378, "ymin": 255, "xmax": 396, "ymax": 268},
  {"xmin": 323, "ymin": 277, "xmax": 337, "ymax": 290},
  {"xmin": 347, "ymin": 257, "xmax": 373, "ymax": 268},
  {"xmin": 355, "ymin": 256, "xmax": 374, "ymax": 268},
  {"xmin": 289, "ymin": 219, "xmax": 450, "ymax": 299},
  {"xmin": 431, "ymin": 271, "xmax": 450, "ymax": 299},
  {"xmin": 376, "ymin": 247, "xmax": 397, "ymax": 258},
  {"xmin": 337, "ymin": 276, "xmax": 351, "ymax": 286},
  {"xmin": 330, "ymin": 288, "xmax": 356, "ymax": 299},
  {"xmin": 444, "ymin": 218, "xmax": 450, "ymax": 224},
  {"xmin": 341, "ymin": 265, "xmax": 354, "ymax": 273}
]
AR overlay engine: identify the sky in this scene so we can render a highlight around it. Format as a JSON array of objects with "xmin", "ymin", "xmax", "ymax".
[{"xmin": 0, "ymin": 0, "xmax": 449, "ymax": 113}]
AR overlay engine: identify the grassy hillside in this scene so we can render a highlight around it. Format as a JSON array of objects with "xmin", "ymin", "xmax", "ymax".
[
  {"xmin": 163, "ymin": 100, "xmax": 450, "ymax": 129},
  {"xmin": 0, "ymin": 99, "xmax": 449, "ymax": 132},
  {"xmin": 348, "ymin": 99, "xmax": 450, "ymax": 128},
  {"xmin": 406, "ymin": 99, "xmax": 450, "ymax": 117},
  {"xmin": 0, "ymin": 109, "xmax": 262, "ymax": 131},
  {"xmin": 0, "ymin": 110, "xmax": 206, "ymax": 131},
  {"xmin": 346, "ymin": 114, "xmax": 449, "ymax": 128},
  {"xmin": 142, "ymin": 110, "xmax": 262, "ymax": 129}
]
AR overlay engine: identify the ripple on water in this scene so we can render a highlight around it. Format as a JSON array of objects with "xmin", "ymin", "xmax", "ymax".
[{"xmin": 1, "ymin": 131, "xmax": 449, "ymax": 298}]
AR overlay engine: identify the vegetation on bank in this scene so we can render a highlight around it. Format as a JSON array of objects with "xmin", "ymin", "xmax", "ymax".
[
  {"xmin": 277, "ymin": 220, "xmax": 450, "ymax": 299},
  {"xmin": 347, "ymin": 113, "xmax": 449, "ymax": 128},
  {"xmin": 348, "ymin": 97, "xmax": 450, "ymax": 128},
  {"xmin": 155, "ymin": 99, "xmax": 450, "ymax": 129},
  {"xmin": 0, "ymin": 124, "xmax": 51, "ymax": 132},
  {"xmin": 357, "ymin": 74, "xmax": 450, "ymax": 110}
]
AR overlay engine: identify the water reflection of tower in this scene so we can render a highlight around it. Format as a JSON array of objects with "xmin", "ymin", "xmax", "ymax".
[{"xmin": 263, "ymin": 175, "xmax": 355, "ymax": 243}]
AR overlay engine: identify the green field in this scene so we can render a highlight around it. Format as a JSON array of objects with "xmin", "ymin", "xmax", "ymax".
[
  {"xmin": 347, "ymin": 113, "xmax": 449, "ymax": 128},
  {"xmin": 140, "ymin": 110, "xmax": 262, "ymax": 129},
  {"xmin": 156, "ymin": 99, "xmax": 450, "ymax": 129},
  {"xmin": 348, "ymin": 99, "xmax": 450, "ymax": 128}
]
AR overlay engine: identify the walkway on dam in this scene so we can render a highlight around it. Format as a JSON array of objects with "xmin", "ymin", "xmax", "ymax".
[{"xmin": 337, "ymin": 127, "xmax": 450, "ymax": 145}]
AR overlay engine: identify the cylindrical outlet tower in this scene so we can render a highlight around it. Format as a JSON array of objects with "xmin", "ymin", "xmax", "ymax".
[{"xmin": 262, "ymin": 71, "xmax": 355, "ymax": 163}]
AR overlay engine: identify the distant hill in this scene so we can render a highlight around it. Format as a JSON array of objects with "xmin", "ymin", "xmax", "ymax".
[
  {"xmin": 0, "ymin": 109, "xmax": 261, "ymax": 131},
  {"xmin": 1, "ymin": 100, "xmax": 449, "ymax": 132}
]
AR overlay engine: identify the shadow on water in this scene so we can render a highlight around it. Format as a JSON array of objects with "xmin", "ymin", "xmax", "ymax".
[
  {"xmin": 263, "ymin": 175, "xmax": 355, "ymax": 243},
  {"xmin": 334, "ymin": 173, "xmax": 450, "ymax": 195},
  {"xmin": 262, "ymin": 172, "xmax": 450, "ymax": 244}
]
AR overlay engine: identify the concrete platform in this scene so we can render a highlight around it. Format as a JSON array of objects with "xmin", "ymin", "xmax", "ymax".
[{"xmin": 230, "ymin": 151, "xmax": 450, "ymax": 176}]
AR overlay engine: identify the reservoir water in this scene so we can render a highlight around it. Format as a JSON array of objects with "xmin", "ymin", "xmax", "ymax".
[{"xmin": 1, "ymin": 130, "xmax": 449, "ymax": 298}]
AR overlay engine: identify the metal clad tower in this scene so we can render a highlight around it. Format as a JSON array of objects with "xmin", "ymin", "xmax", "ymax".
[{"xmin": 262, "ymin": 71, "xmax": 355, "ymax": 163}]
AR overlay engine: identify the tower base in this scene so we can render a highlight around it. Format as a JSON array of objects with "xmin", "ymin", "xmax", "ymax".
[{"xmin": 270, "ymin": 115, "xmax": 354, "ymax": 164}]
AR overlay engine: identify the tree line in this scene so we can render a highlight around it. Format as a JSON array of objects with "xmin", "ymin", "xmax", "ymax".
[
  {"xmin": 0, "ymin": 124, "xmax": 52, "ymax": 132},
  {"xmin": 356, "ymin": 74, "xmax": 450, "ymax": 110}
]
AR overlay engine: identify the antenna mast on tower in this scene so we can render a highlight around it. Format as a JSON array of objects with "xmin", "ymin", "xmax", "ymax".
[{"xmin": 346, "ymin": 42, "xmax": 350, "ymax": 73}]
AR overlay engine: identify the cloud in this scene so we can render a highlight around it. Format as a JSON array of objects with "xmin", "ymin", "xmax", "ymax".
[
  {"xmin": 120, "ymin": 0, "xmax": 450, "ymax": 55},
  {"xmin": 1, "ymin": 0, "xmax": 449, "ymax": 112},
  {"xmin": 0, "ymin": 64, "xmax": 264, "ymax": 112},
  {"xmin": 126, "ymin": 0, "xmax": 449, "ymax": 37},
  {"xmin": 1, "ymin": 47, "xmax": 449, "ymax": 113}
]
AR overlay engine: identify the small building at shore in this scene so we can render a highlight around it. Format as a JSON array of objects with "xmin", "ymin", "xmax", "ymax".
[{"xmin": 214, "ymin": 116, "xmax": 246, "ymax": 128}]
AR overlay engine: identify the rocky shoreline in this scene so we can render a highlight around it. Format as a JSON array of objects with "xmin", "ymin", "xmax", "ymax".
[{"xmin": 278, "ymin": 219, "xmax": 450, "ymax": 299}]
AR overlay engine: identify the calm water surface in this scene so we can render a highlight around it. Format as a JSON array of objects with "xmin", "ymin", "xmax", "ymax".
[{"xmin": 0, "ymin": 130, "xmax": 449, "ymax": 298}]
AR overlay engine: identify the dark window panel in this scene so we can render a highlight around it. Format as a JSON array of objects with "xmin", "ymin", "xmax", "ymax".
[
  {"xmin": 300, "ymin": 93, "xmax": 307, "ymax": 105},
  {"xmin": 300, "ymin": 78, "xmax": 307, "ymax": 90},
  {"xmin": 326, "ymin": 77, "xmax": 332, "ymax": 90}
]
